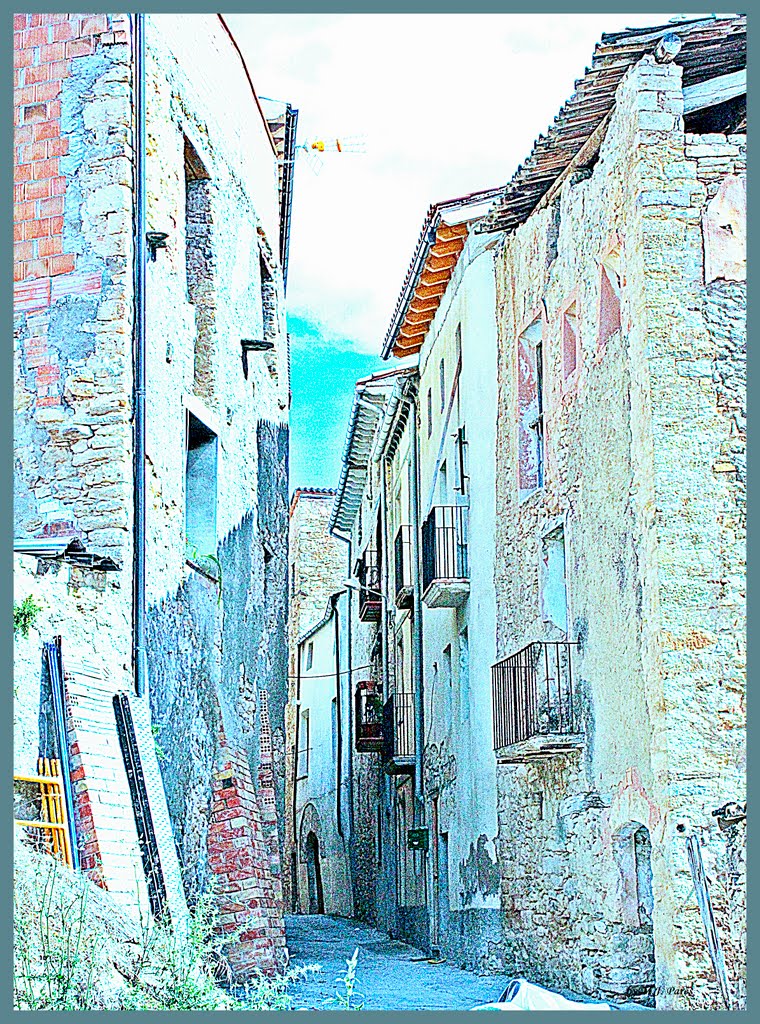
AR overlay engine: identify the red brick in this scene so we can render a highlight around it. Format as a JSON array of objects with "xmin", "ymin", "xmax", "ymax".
[
  {"xmin": 52, "ymin": 271, "xmax": 101, "ymax": 300},
  {"xmin": 49, "ymin": 14, "xmax": 71, "ymax": 26},
  {"xmin": 14, "ymin": 276, "xmax": 50, "ymax": 311},
  {"xmin": 52, "ymin": 21, "xmax": 76, "ymax": 43},
  {"xmin": 24, "ymin": 178, "xmax": 51, "ymax": 200},
  {"xmin": 14, "ymin": 15, "xmax": 27, "ymax": 31},
  {"xmin": 22, "ymin": 101, "xmax": 48, "ymax": 122},
  {"xmin": 29, "ymin": 14, "xmax": 43, "ymax": 29},
  {"xmin": 14, "ymin": 163, "xmax": 32, "ymax": 183},
  {"xmin": 66, "ymin": 37, "xmax": 94, "ymax": 58},
  {"xmin": 15, "ymin": 125, "xmax": 33, "ymax": 145},
  {"xmin": 50, "ymin": 254, "xmax": 75, "ymax": 276},
  {"xmin": 35, "ymin": 79, "xmax": 62, "ymax": 103},
  {"xmin": 49, "ymin": 59, "xmax": 70, "ymax": 80},
  {"xmin": 38, "ymin": 235, "xmax": 62, "ymax": 258},
  {"xmin": 33, "ymin": 120, "xmax": 59, "ymax": 142},
  {"xmin": 14, "ymin": 47, "xmax": 34, "ymax": 70},
  {"xmin": 51, "ymin": 176, "xmax": 66, "ymax": 196},
  {"xmin": 35, "ymin": 364, "xmax": 61, "ymax": 386},
  {"xmin": 23, "ymin": 27, "xmax": 49, "ymax": 48},
  {"xmin": 37, "ymin": 395, "xmax": 62, "ymax": 407},
  {"xmin": 14, "ymin": 262, "xmax": 25, "ymax": 283},
  {"xmin": 81, "ymin": 14, "xmax": 109, "ymax": 36},
  {"xmin": 38, "ymin": 196, "xmax": 63, "ymax": 217},
  {"xmin": 14, "ymin": 84, "xmax": 37, "ymax": 106},
  {"xmin": 20, "ymin": 140, "xmax": 47, "ymax": 163},
  {"xmin": 46, "ymin": 135, "xmax": 68, "ymax": 157},
  {"xmin": 14, "ymin": 222, "xmax": 23, "ymax": 242},
  {"xmin": 40, "ymin": 42, "xmax": 66, "ymax": 63},
  {"xmin": 47, "ymin": 99, "xmax": 61, "ymax": 119},
  {"xmin": 24, "ymin": 64, "xmax": 50, "ymax": 86},
  {"xmin": 25, "ymin": 258, "xmax": 51, "ymax": 279},
  {"xmin": 33, "ymin": 159, "xmax": 58, "ymax": 180}
]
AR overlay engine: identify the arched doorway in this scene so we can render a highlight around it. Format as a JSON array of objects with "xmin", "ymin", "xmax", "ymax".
[{"xmin": 305, "ymin": 830, "xmax": 325, "ymax": 914}]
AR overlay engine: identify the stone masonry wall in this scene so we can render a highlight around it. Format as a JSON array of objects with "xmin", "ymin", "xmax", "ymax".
[
  {"xmin": 140, "ymin": 15, "xmax": 289, "ymax": 975},
  {"xmin": 284, "ymin": 490, "xmax": 344, "ymax": 910},
  {"xmin": 491, "ymin": 56, "xmax": 745, "ymax": 1010}
]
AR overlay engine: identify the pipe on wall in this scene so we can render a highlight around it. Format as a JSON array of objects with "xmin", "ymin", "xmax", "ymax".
[
  {"xmin": 406, "ymin": 388, "xmax": 425, "ymax": 823},
  {"xmin": 131, "ymin": 13, "xmax": 147, "ymax": 698},
  {"xmin": 333, "ymin": 598, "xmax": 343, "ymax": 838}
]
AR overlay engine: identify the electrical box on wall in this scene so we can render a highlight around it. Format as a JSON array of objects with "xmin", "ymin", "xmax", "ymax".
[{"xmin": 407, "ymin": 827, "xmax": 429, "ymax": 851}]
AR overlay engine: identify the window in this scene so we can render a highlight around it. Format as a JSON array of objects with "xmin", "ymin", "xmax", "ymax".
[
  {"xmin": 438, "ymin": 460, "xmax": 447, "ymax": 504},
  {"xmin": 305, "ymin": 641, "xmax": 313, "ymax": 671},
  {"xmin": 184, "ymin": 136, "xmax": 215, "ymax": 404},
  {"xmin": 598, "ymin": 250, "xmax": 621, "ymax": 352},
  {"xmin": 185, "ymin": 410, "xmax": 217, "ymax": 556},
  {"xmin": 455, "ymin": 426, "xmax": 468, "ymax": 495},
  {"xmin": 540, "ymin": 525, "xmax": 567, "ymax": 632},
  {"xmin": 439, "ymin": 356, "xmax": 446, "ymax": 412},
  {"xmin": 297, "ymin": 709, "xmax": 309, "ymax": 778},
  {"xmin": 427, "ymin": 388, "xmax": 433, "ymax": 438},
  {"xmin": 562, "ymin": 300, "xmax": 579, "ymax": 379},
  {"xmin": 517, "ymin": 317, "xmax": 544, "ymax": 499}
]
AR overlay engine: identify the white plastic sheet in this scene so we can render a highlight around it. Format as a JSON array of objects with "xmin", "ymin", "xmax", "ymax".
[{"xmin": 472, "ymin": 978, "xmax": 613, "ymax": 1011}]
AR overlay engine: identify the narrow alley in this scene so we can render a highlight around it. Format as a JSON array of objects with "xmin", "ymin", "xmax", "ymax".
[{"xmin": 285, "ymin": 915, "xmax": 505, "ymax": 1011}]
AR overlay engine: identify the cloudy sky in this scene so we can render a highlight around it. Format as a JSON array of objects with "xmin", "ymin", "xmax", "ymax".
[{"xmin": 226, "ymin": 12, "xmax": 681, "ymax": 490}]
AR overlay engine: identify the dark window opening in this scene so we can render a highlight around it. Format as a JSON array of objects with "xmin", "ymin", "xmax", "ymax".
[
  {"xmin": 562, "ymin": 301, "xmax": 579, "ymax": 379},
  {"xmin": 185, "ymin": 411, "xmax": 217, "ymax": 558},
  {"xmin": 184, "ymin": 136, "xmax": 215, "ymax": 404},
  {"xmin": 427, "ymin": 388, "xmax": 433, "ymax": 437},
  {"xmin": 260, "ymin": 250, "xmax": 278, "ymax": 343},
  {"xmin": 439, "ymin": 356, "xmax": 446, "ymax": 412}
]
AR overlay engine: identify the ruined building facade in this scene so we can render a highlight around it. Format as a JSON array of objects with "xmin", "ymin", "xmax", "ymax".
[
  {"xmin": 317, "ymin": 15, "xmax": 745, "ymax": 1011},
  {"xmin": 13, "ymin": 13, "xmax": 292, "ymax": 976}
]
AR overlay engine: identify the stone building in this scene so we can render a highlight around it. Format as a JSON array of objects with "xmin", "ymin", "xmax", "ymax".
[
  {"xmin": 321, "ymin": 12, "xmax": 745, "ymax": 1012},
  {"xmin": 284, "ymin": 487, "xmax": 344, "ymax": 909},
  {"xmin": 474, "ymin": 15, "xmax": 745, "ymax": 1011},
  {"xmin": 291, "ymin": 589, "xmax": 354, "ymax": 918},
  {"xmin": 13, "ymin": 12, "xmax": 293, "ymax": 977}
]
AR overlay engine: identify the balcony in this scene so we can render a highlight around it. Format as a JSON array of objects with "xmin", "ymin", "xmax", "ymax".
[
  {"xmin": 492, "ymin": 641, "xmax": 582, "ymax": 762},
  {"xmin": 355, "ymin": 680, "xmax": 384, "ymax": 753},
  {"xmin": 394, "ymin": 526, "xmax": 414, "ymax": 608},
  {"xmin": 382, "ymin": 691, "xmax": 415, "ymax": 775},
  {"xmin": 357, "ymin": 549, "xmax": 382, "ymax": 622},
  {"xmin": 422, "ymin": 505, "xmax": 469, "ymax": 608}
]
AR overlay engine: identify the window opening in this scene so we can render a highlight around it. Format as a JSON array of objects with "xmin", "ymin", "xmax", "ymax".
[
  {"xmin": 305, "ymin": 641, "xmax": 313, "ymax": 671},
  {"xmin": 297, "ymin": 709, "xmax": 310, "ymax": 778},
  {"xmin": 540, "ymin": 525, "xmax": 567, "ymax": 632},
  {"xmin": 517, "ymin": 316, "xmax": 544, "ymax": 499},
  {"xmin": 598, "ymin": 251, "xmax": 622, "ymax": 352},
  {"xmin": 427, "ymin": 388, "xmax": 433, "ymax": 438},
  {"xmin": 185, "ymin": 411, "xmax": 217, "ymax": 557},
  {"xmin": 184, "ymin": 136, "xmax": 215, "ymax": 404},
  {"xmin": 439, "ymin": 356, "xmax": 446, "ymax": 412}
]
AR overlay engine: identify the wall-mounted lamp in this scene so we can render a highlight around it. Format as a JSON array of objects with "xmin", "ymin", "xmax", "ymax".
[
  {"xmin": 146, "ymin": 230, "xmax": 169, "ymax": 261},
  {"xmin": 241, "ymin": 338, "xmax": 274, "ymax": 379}
]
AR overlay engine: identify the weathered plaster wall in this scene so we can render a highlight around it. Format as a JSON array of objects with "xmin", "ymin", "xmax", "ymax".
[
  {"xmin": 140, "ymin": 15, "xmax": 290, "ymax": 974},
  {"xmin": 491, "ymin": 55, "xmax": 745, "ymax": 1009},
  {"xmin": 414, "ymin": 238, "xmax": 502, "ymax": 967}
]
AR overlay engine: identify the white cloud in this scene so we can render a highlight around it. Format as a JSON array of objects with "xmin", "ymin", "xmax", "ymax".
[{"xmin": 227, "ymin": 12, "xmax": 682, "ymax": 354}]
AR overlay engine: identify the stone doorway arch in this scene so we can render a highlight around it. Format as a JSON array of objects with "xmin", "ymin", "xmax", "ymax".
[{"xmin": 304, "ymin": 830, "xmax": 325, "ymax": 914}]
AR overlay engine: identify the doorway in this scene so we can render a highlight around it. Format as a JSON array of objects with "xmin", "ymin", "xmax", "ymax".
[{"xmin": 305, "ymin": 830, "xmax": 325, "ymax": 914}]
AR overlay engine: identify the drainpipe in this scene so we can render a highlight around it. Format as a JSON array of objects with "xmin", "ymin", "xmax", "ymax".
[
  {"xmin": 132, "ymin": 12, "xmax": 147, "ymax": 698},
  {"xmin": 407, "ymin": 387, "xmax": 424, "ymax": 824},
  {"xmin": 291, "ymin": 639, "xmax": 302, "ymax": 911},
  {"xmin": 334, "ymin": 597, "xmax": 343, "ymax": 838},
  {"xmin": 333, "ymin": 530, "xmax": 354, "ymax": 834}
]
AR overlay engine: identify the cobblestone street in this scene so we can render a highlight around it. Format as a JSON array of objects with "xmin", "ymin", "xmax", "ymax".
[{"xmin": 286, "ymin": 915, "xmax": 505, "ymax": 1011}]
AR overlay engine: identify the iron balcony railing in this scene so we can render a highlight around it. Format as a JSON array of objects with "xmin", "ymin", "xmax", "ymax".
[
  {"xmin": 394, "ymin": 525, "xmax": 413, "ymax": 605},
  {"xmin": 382, "ymin": 691, "xmax": 415, "ymax": 765},
  {"xmin": 355, "ymin": 680, "xmax": 384, "ymax": 753},
  {"xmin": 492, "ymin": 641, "xmax": 579, "ymax": 749},
  {"xmin": 421, "ymin": 505, "xmax": 468, "ymax": 594},
  {"xmin": 357, "ymin": 548, "xmax": 382, "ymax": 621}
]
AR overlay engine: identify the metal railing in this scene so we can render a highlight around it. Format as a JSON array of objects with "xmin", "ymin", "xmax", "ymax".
[
  {"xmin": 394, "ymin": 525, "xmax": 413, "ymax": 602},
  {"xmin": 492, "ymin": 641, "xmax": 578, "ymax": 749},
  {"xmin": 422, "ymin": 505, "xmax": 468, "ymax": 593},
  {"xmin": 357, "ymin": 547, "xmax": 381, "ymax": 621},
  {"xmin": 355, "ymin": 681, "xmax": 384, "ymax": 752},
  {"xmin": 383, "ymin": 691, "xmax": 415, "ymax": 763}
]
